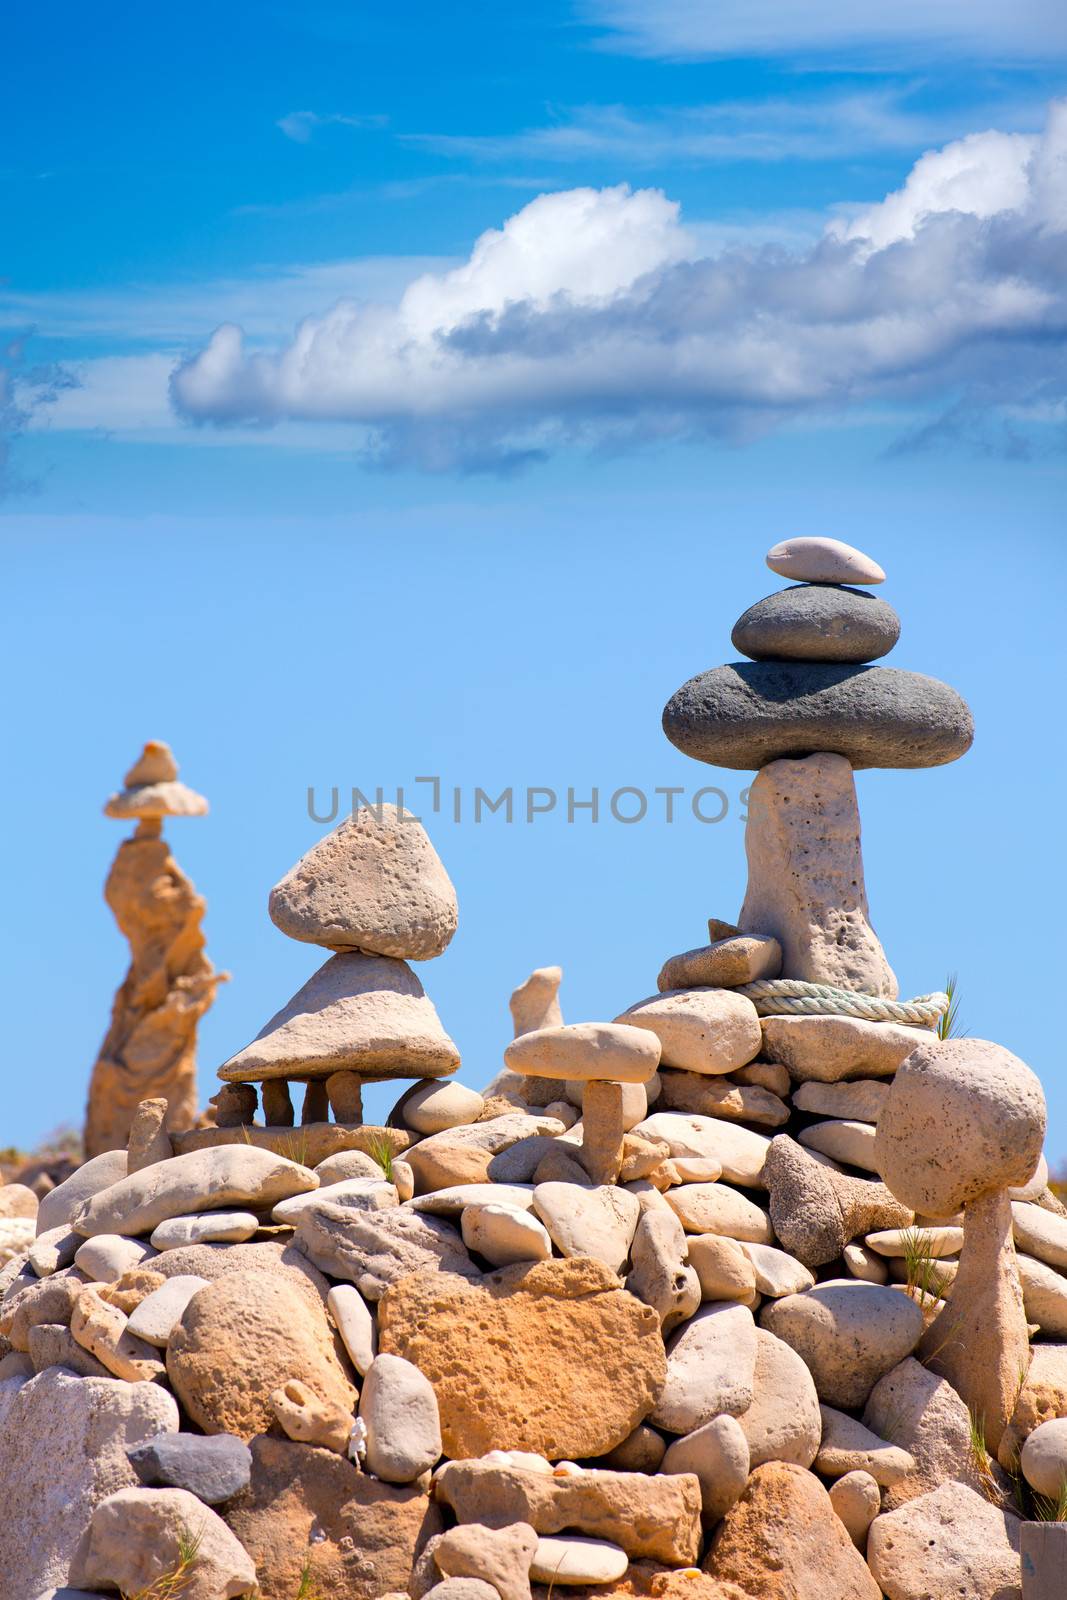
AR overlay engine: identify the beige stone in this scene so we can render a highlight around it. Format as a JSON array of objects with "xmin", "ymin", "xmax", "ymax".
[
  {"xmin": 404, "ymin": 1079, "xmax": 486, "ymax": 1133},
  {"xmin": 661, "ymin": 1413, "xmax": 750, "ymax": 1521},
  {"xmin": 434, "ymin": 1459, "xmax": 702, "ymax": 1565},
  {"xmin": 739, "ymin": 1241, "xmax": 814, "ymax": 1298},
  {"xmin": 865, "ymin": 1225, "xmax": 963, "ymax": 1258},
  {"xmin": 657, "ymin": 1068, "xmax": 788, "ymax": 1127},
  {"xmin": 625, "ymin": 1206, "xmax": 701, "ymax": 1333},
  {"xmin": 733, "ymin": 1059, "xmax": 790, "ymax": 1095},
  {"xmin": 315, "ymin": 1148, "xmax": 386, "ymax": 1184},
  {"xmin": 1018, "ymin": 1252, "xmax": 1067, "ymax": 1336},
  {"xmin": 270, "ymin": 1376, "xmax": 354, "ymax": 1453},
  {"xmin": 816, "ymin": 1405, "xmax": 916, "ymax": 1486},
  {"xmin": 1013, "ymin": 1201, "xmax": 1067, "ymax": 1270},
  {"xmin": 73, "ymin": 1145, "xmax": 317, "ymax": 1238},
  {"xmin": 652, "ymin": 1302, "xmax": 757, "ymax": 1432},
  {"xmin": 687, "ymin": 1234, "xmax": 758, "ymax": 1301},
  {"xmin": 762, "ymin": 1136, "xmax": 912, "ymax": 1268},
  {"xmin": 738, "ymin": 1328, "xmax": 821, "ymax": 1469},
  {"xmin": 531, "ymin": 1536, "xmax": 628, "ymax": 1586},
  {"xmin": 762, "ymin": 1279, "xmax": 924, "ymax": 1409},
  {"xmin": 172, "ymin": 1119, "xmax": 413, "ymax": 1166},
  {"xmin": 532, "ymin": 1183, "xmax": 639, "ymax": 1274},
  {"xmin": 762, "ymin": 1014, "xmax": 926, "ymax": 1084},
  {"xmin": 867, "ymin": 1480, "xmax": 1022, "ymax": 1600},
  {"xmin": 73, "ymin": 1233, "xmax": 157, "ymax": 1281},
  {"xmin": 829, "ymin": 1471, "xmax": 880, "ymax": 1550},
  {"xmin": 407, "ymin": 1139, "xmax": 493, "ymax": 1192},
  {"xmin": 295, "ymin": 1202, "xmax": 476, "ymax": 1299},
  {"xmin": 273, "ymin": 1175, "xmax": 397, "ymax": 1225},
  {"xmin": 126, "ymin": 1098, "xmax": 174, "ymax": 1174},
  {"xmin": 1021, "ymin": 1417, "xmax": 1067, "ymax": 1499},
  {"xmin": 462, "ymin": 1203, "xmax": 553, "ymax": 1266},
  {"xmin": 37, "ymin": 1151, "xmax": 128, "ymax": 1235},
  {"xmin": 328, "ymin": 1282, "xmax": 377, "ymax": 1374},
  {"xmin": 435, "ymin": 1522, "xmax": 538, "ymax": 1600},
  {"xmin": 360, "ymin": 1351, "xmax": 442, "ymax": 1483},
  {"xmin": 85, "ymin": 815, "xmax": 224, "ymax": 1155},
  {"xmin": 411, "ymin": 1182, "xmax": 536, "ymax": 1217},
  {"xmin": 0, "ymin": 1273, "xmax": 84, "ymax": 1350},
  {"xmin": 268, "ymin": 802, "xmax": 458, "ymax": 959},
  {"xmin": 799, "ymin": 1119, "xmax": 879, "ymax": 1171},
  {"xmin": 704, "ymin": 1461, "xmax": 882, "ymax": 1599},
  {"xmin": 844, "ymin": 1242, "xmax": 889, "ymax": 1283},
  {"xmin": 875, "ymin": 1036, "xmax": 1046, "ymax": 1215},
  {"xmin": 793, "ymin": 1079, "xmax": 890, "ymax": 1121},
  {"xmin": 635, "ymin": 1114, "xmax": 769, "ymax": 1186},
  {"xmin": 863, "ymin": 1356, "xmax": 1005, "ymax": 1509},
  {"xmin": 0, "ymin": 1185, "xmax": 38, "ymax": 1220},
  {"xmin": 166, "ymin": 1267, "xmax": 357, "ymax": 1440},
  {"xmin": 220, "ymin": 951, "xmax": 460, "ymax": 1082},
  {"xmin": 739, "ymin": 754, "xmax": 897, "ymax": 997},
  {"xmin": 126, "ymin": 1274, "xmax": 208, "ymax": 1346},
  {"xmin": 510, "ymin": 966, "xmax": 564, "ymax": 1036},
  {"xmin": 377, "ymin": 1258, "xmax": 666, "ymax": 1460},
  {"xmin": 151, "ymin": 1209, "xmax": 260, "ymax": 1248},
  {"xmin": 506, "ymin": 1022, "xmax": 660, "ymax": 1083},
  {"xmin": 657, "ymin": 935, "xmax": 782, "ymax": 993},
  {"xmin": 999, "ymin": 1343, "xmax": 1067, "ymax": 1469},
  {"xmin": 616, "ymin": 990, "xmax": 761, "ymax": 1076},
  {"xmin": 70, "ymin": 1286, "xmax": 165, "ymax": 1382},
  {"xmin": 665, "ymin": 1183, "xmax": 773, "ymax": 1242},
  {"xmin": 73, "ymin": 1485, "xmax": 255, "ymax": 1600},
  {"xmin": 222, "ymin": 1434, "xmax": 443, "ymax": 1600},
  {"xmin": 766, "ymin": 536, "xmax": 886, "ymax": 585}
]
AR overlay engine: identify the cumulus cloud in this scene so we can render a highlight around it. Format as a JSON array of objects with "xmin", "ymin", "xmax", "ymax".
[{"xmin": 172, "ymin": 102, "xmax": 1067, "ymax": 471}]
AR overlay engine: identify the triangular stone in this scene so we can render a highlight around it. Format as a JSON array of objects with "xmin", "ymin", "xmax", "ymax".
[
  {"xmin": 268, "ymin": 803, "xmax": 457, "ymax": 959},
  {"xmin": 218, "ymin": 952, "xmax": 460, "ymax": 1083}
]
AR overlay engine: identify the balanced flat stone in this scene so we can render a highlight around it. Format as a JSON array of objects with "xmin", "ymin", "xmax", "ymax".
[
  {"xmin": 662, "ymin": 662, "xmax": 974, "ymax": 770},
  {"xmin": 219, "ymin": 952, "xmax": 460, "ymax": 1082},
  {"xmin": 268, "ymin": 803, "xmax": 458, "ymax": 960},
  {"xmin": 732, "ymin": 586, "xmax": 900, "ymax": 664},
  {"xmin": 766, "ymin": 537, "xmax": 886, "ymax": 585},
  {"xmin": 505, "ymin": 1022, "xmax": 660, "ymax": 1084}
]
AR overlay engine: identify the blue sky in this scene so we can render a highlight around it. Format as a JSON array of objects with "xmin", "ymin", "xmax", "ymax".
[{"xmin": 2, "ymin": 2, "xmax": 1065, "ymax": 1158}]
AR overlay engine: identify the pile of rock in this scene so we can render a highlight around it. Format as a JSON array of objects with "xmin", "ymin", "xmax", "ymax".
[
  {"xmin": 1, "ymin": 537, "xmax": 1065, "ymax": 1600},
  {"xmin": 191, "ymin": 802, "xmax": 462, "ymax": 1168}
]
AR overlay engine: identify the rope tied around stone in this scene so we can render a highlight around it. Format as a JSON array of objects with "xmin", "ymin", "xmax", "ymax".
[{"xmin": 736, "ymin": 978, "xmax": 949, "ymax": 1027}]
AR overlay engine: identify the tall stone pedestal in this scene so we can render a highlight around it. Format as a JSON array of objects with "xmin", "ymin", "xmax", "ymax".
[{"xmin": 739, "ymin": 752, "xmax": 897, "ymax": 998}]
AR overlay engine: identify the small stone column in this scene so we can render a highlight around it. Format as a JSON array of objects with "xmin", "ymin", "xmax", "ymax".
[{"xmin": 739, "ymin": 752, "xmax": 897, "ymax": 997}]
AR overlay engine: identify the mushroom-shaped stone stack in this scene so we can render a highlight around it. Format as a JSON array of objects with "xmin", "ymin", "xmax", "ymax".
[
  {"xmin": 85, "ymin": 741, "xmax": 224, "ymax": 1156},
  {"xmin": 874, "ymin": 1036, "xmax": 1047, "ymax": 1453},
  {"xmin": 661, "ymin": 536, "xmax": 974, "ymax": 996},
  {"xmin": 209, "ymin": 803, "xmax": 460, "ymax": 1153},
  {"xmin": 505, "ymin": 1023, "xmax": 661, "ymax": 1184}
]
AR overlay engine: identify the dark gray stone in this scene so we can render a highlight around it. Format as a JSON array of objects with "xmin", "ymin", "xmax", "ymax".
[
  {"xmin": 126, "ymin": 1431, "xmax": 252, "ymax": 1504},
  {"xmin": 731, "ymin": 584, "xmax": 900, "ymax": 664},
  {"xmin": 662, "ymin": 662, "xmax": 973, "ymax": 771}
]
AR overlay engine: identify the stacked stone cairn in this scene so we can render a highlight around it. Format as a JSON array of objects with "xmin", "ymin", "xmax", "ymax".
[
  {"xmin": 2, "ymin": 538, "xmax": 1067, "ymax": 1600},
  {"xmin": 84, "ymin": 740, "xmax": 226, "ymax": 1158}
]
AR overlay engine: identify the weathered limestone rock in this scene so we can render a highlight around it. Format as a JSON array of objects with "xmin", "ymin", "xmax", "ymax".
[
  {"xmin": 219, "ymin": 951, "xmax": 460, "ymax": 1082},
  {"xmin": 435, "ymin": 1522, "xmax": 538, "ymax": 1600},
  {"xmin": 530, "ymin": 1536, "xmax": 628, "ymax": 1586},
  {"xmin": 657, "ymin": 935, "xmax": 782, "ymax": 992},
  {"xmin": 625, "ymin": 1207, "xmax": 701, "ymax": 1333},
  {"xmin": 763, "ymin": 1136, "xmax": 912, "ymax": 1267},
  {"xmin": 166, "ymin": 1268, "xmax": 357, "ymax": 1440},
  {"xmin": 999, "ymin": 1344, "xmax": 1067, "ymax": 1469},
  {"xmin": 793, "ymin": 1079, "xmax": 891, "ymax": 1120},
  {"xmin": 665, "ymin": 1184, "xmax": 772, "ymax": 1243},
  {"xmin": 738, "ymin": 754, "xmax": 896, "ymax": 995},
  {"xmin": 73, "ymin": 1145, "xmax": 318, "ymax": 1238},
  {"xmin": 761, "ymin": 1279, "xmax": 924, "ymax": 1409},
  {"xmin": 762, "ymin": 1014, "xmax": 929, "ymax": 1083},
  {"xmin": 877, "ymin": 1036, "xmax": 1045, "ymax": 1453},
  {"xmin": 740, "ymin": 1242, "xmax": 814, "ymax": 1298},
  {"xmin": 532, "ymin": 1183, "xmax": 639, "ymax": 1274},
  {"xmin": 269, "ymin": 802, "xmax": 458, "ymax": 959},
  {"xmin": 799, "ymin": 1118, "xmax": 879, "ymax": 1171},
  {"xmin": 816, "ymin": 1405, "xmax": 916, "ymax": 1486},
  {"xmin": 867, "ymin": 1480, "xmax": 1022, "ymax": 1600},
  {"xmin": 126, "ymin": 1098, "xmax": 174, "ymax": 1174},
  {"xmin": 634, "ymin": 1114, "xmax": 769, "ymax": 1186},
  {"xmin": 657, "ymin": 1068, "xmax": 788, "ymax": 1128},
  {"xmin": 72, "ymin": 1486, "xmax": 256, "ymax": 1600},
  {"xmin": 829, "ymin": 1471, "xmax": 880, "ymax": 1551},
  {"xmin": 377, "ymin": 1259, "xmax": 666, "ymax": 1459},
  {"xmin": 0, "ymin": 1184, "xmax": 38, "ymax": 1220},
  {"xmin": 151, "ymin": 1210, "xmax": 260, "ymax": 1248},
  {"xmin": 402, "ymin": 1080, "xmax": 486, "ymax": 1134},
  {"xmin": 86, "ymin": 746, "xmax": 224, "ymax": 1156},
  {"xmin": 70, "ymin": 1285, "xmax": 165, "ymax": 1382},
  {"xmin": 222, "ymin": 1435, "xmax": 443, "ymax": 1600},
  {"xmin": 0, "ymin": 1368, "xmax": 179, "ymax": 1600},
  {"xmin": 704, "ymin": 1461, "xmax": 881, "ymax": 1599},
  {"xmin": 1021, "ymin": 1417, "xmax": 1067, "ymax": 1499},
  {"xmin": 1013, "ymin": 1202, "xmax": 1067, "ymax": 1270},
  {"xmin": 510, "ymin": 966, "xmax": 565, "ymax": 1036},
  {"xmin": 863, "ymin": 1357, "xmax": 1006, "ymax": 1510},
  {"xmin": 294, "ymin": 1203, "xmax": 476, "ymax": 1300},
  {"xmin": 616, "ymin": 990, "xmax": 761, "ymax": 1076},
  {"xmin": 434, "ymin": 1460, "xmax": 702, "ymax": 1565},
  {"xmin": 271, "ymin": 1376, "xmax": 355, "ymax": 1454},
  {"xmin": 506, "ymin": 1023, "xmax": 660, "ymax": 1083},
  {"xmin": 1018, "ymin": 1253, "xmax": 1067, "ymax": 1336},
  {"xmin": 686, "ymin": 1234, "xmax": 758, "ymax": 1301}
]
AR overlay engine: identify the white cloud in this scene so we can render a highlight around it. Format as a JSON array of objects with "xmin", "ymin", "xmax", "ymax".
[
  {"xmin": 584, "ymin": 0, "xmax": 1067, "ymax": 62},
  {"xmin": 170, "ymin": 102, "xmax": 1067, "ymax": 471},
  {"xmin": 277, "ymin": 111, "xmax": 387, "ymax": 143}
]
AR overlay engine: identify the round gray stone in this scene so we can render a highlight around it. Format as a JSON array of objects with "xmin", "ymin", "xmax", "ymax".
[
  {"xmin": 731, "ymin": 585, "xmax": 901, "ymax": 664},
  {"xmin": 125, "ymin": 1432, "xmax": 252, "ymax": 1504},
  {"xmin": 662, "ymin": 662, "xmax": 973, "ymax": 771}
]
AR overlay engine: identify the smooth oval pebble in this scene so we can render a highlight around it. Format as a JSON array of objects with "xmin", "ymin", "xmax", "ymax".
[
  {"xmin": 505, "ymin": 1022, "xmax": 661, "ymax": 1083},
  {"xmin": 732, "ymin": 584, "xmax": 900, "ymax": 664},
  {"xmin": 328, "ymin": 1282, "xmax": 377, "ymax": 1375},
  {"xmin": 766, "ymin": 536, "xmax": 886, "ymax": 585},
  {"xmin": 1020, "ymin": 1416, "xmax": 1067, "ymax": 1498},
  {"xmin": 150, "ymin": 1212, "xmax": 260, "ymax": 1250},
  {"xmin": 461, "ymin": 1203, "xmax": 553, "ymax": 1266},
  {"xmin": 530, "ymin": 1536, "xmax": 629, "ymax": 1585}
]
